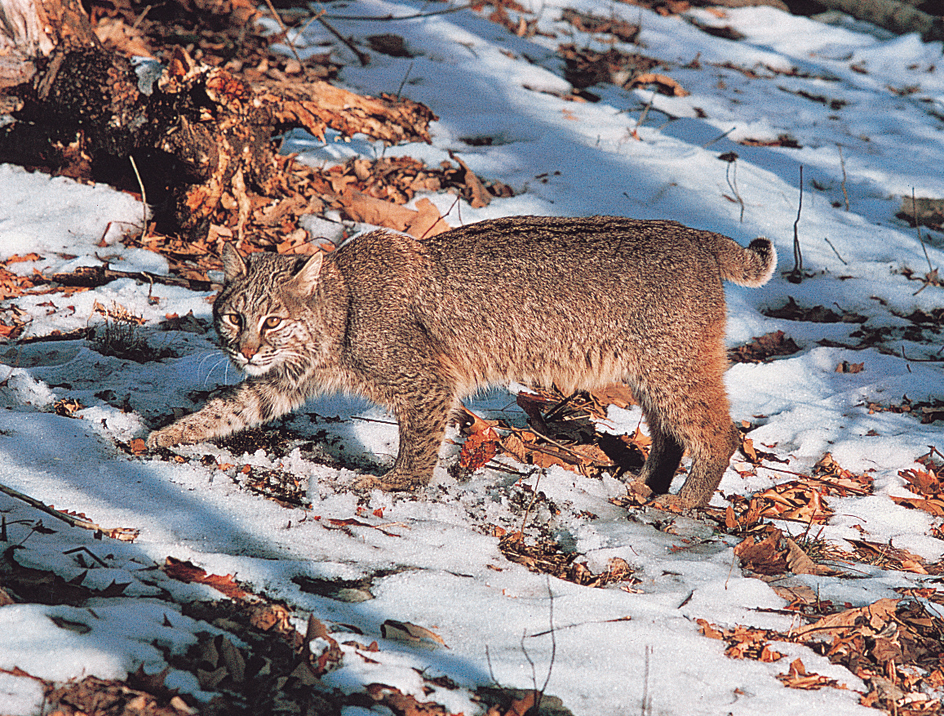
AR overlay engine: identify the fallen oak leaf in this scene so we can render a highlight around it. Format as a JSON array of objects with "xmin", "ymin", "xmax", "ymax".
[
  {"xmin": 794, "ymin": 598, "xmax": 900, "ymax": 639},
  {"xmin": 128, "ymin": 438, "xmax": 147, "ymax": 455},
  {"xmin": 448, "ymin": 151, "xmax": 492, "ymax": 208},
  {"xmin": 734, "ymin": 529, "xmax": 790, "ymax": 575},
  {"xmin": 404, "ymin": 197, "xmax": 449, "ymax": 239},
  {"xmin": 341, "ymin": 190, "xmax": 450, "ymax": 239}
]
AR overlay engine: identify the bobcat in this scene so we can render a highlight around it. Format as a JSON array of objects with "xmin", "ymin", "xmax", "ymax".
[{"xmin": 147, "ymin": 216, "xmax": 776, "ymax": 507}]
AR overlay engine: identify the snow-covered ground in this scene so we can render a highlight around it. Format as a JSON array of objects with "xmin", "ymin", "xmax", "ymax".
[{"xmin": 1, "ymin": 1, "xmax": 944, "ymax": 714}]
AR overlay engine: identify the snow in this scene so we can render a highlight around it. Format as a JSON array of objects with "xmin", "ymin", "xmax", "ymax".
[{"xmin": 1, "ymin": 0, "xmax": 944, "ymax": 714}]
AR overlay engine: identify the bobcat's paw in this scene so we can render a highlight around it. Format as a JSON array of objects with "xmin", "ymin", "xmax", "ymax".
[
  {"xmin": 353, "ymin": 469, "xmax": 425, "ymax": 492},
  {"xmin": 147, "ymin": 426, "xmax": 183, "ymax": 450},
  {"xmin": 626, "ymin": 480, "xmax": 654, "ymax": 502},
  {"xmin": 625, "ymin": 481, "xmax": 697, "ymax": 513},
  {"xmin": 353, "ymin": 474, "xmax": 384, "ymax": 491}
]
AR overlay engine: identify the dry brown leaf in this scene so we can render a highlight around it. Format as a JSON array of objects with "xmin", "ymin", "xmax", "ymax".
[
  {"xmin": 808, "ymin": 453, "xmax": 874, "ymax": 496},
  {"xmin": 729, "ymin": 330, "xmax": 801, "ymax": 363},
  {"xmin": 795, "ymin": 598, "xmax": 900, "ymax": 639},
  {"xmin": 777, "ymin": 658, "xmax": 838, "ymax": 690},
  {"xmin": 404, "ymin": 197, "xmax": 449, "ymax": 239},
  {"xmin": 835, "ymin": 360, "xmax": 864, "ymax": 373},
  {"xmin": 381, "ymin": 619, "xmax": 447, "ymax": 647},
  {"xmin": 449, "ymin": 153, "xmax": 491, "ymax": 208},
  {"xmin": 459, "ymin": 425, "xmax": 500, "ymax": 472},
  {"xmin": 506, "ymin": 692, "xmax": 536, "ymax": 716},
  {"xmin": 342, "ymin": 191, "xmax": 450, "ymax": 238},
  {"xmin": 783, "ymin": 537, "xmax": 833, "ymax": 576},
  {"xmin": 630, "ymin": 72, "xmax": 689, "ymax": 96},
  {"xmin": 163, "ymin": 557, "xmax": 248, "ymax": 600},
  {"xmin": 590, "ymin": 383, "xmax": 636, "ymax": 408},
  {"xmin": 734, "ymin": 529, "xmax": 790, "ymax": 575},
  {"xmin": 341, "ymin": 190, "xmax": 420, "ymax": 232}
]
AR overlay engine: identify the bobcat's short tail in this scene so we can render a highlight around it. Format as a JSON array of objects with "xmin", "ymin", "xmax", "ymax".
[{"xmin": 715, "ymin": 237, "xmax": 777, "ymax": 288}]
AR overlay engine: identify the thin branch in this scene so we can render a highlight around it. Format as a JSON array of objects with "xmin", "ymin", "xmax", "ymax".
[
  {"xmin": 824, "ymin": 237, "xmax": 847, "ymax": 265},
  {"xmin": 128, "ymin": 154, "xmax": 148, "ymax": 240},
  {"xmin": 395, "ymin": 60, "xmax": 415, "ymax": 100},
  {"xmin": 635, "ymin": 87, "xmax": 658, "ymax": 131},
  {"xmin": 317, "ymin": 15, "xmax": 371, "ymax": 66},
  {"xmin": 260, "ymin": 0, "xmax": 307, "ymax": 70},
  {"xmin": 47, "ymin": 264, "xmax": 218, "ymax": 292},
  {"xmin": 641, "ymin": 644, "xmax": 653, "ymax": 716},
  {"xmin": 0, "ymin": 482, "xmax": 138, "ymax": 541},
  {"xmin": 538, "ymin": 577, "xmax": 557, "ymax": 710},
  {"xmin": 724, "ymin": 156, "xmax": 744, "ymax": 223},
  {"xmin": 702, "ymin": 126, "xmax": 734, "ymax": 149},
  {"xmin": 789, "ymin": 165, "xmax": 804, "ymax": 283}
]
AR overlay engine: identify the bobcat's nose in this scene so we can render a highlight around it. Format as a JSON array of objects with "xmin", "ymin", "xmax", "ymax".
[{"xmin": 239, "ymin": 337, "xmax": 260, "ymax": 359}]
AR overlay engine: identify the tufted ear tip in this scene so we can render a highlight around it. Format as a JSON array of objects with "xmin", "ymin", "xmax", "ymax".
[
  {"xmin": 221, "ymin": 242, "xmax": 248, "ymax": 283},
  {"xmin": 286, "ymin": 251, "xmax": 324, "ymax": 295}
]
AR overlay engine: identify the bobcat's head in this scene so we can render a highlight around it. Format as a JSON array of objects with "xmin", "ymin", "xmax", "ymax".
[{"xmin": 213, "ymin": 244, "xmax": 324, "ymax": 377}]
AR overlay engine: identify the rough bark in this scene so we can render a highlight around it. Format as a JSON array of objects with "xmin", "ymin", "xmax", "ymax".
[{"xmin": 0, "ymin": 0, "xmax": 100, "ymax": 88}]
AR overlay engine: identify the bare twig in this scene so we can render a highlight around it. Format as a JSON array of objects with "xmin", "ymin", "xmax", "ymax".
[
  {"xmin": 0, "ymin": 482, "xmax": 138, "ymax": 541},
  {"xmin": 702, "ymin": 126, "xmax": 735, "ymax": 149},
  {"xmin": 722, "ymin": 153, "xmax": 744, "ymax": 222},
  {"xmin": 260, "ymin": 0, "xmax": 307, "ymax": 70},
  {"xmin": 641, "ymin": 644, "xmax": 653, "ymax": 716},
  {"xmin": 913, "ymin": 188, "xmax": 934, "ymax": 274},
  {"xmin": 539, "ymin": 577, "xmax": 557, "ymax": 707},
  {"xmin": 128, "ymin": 154, "xmax": 148, "ymax": 240},
  {"xmin": 824, "ymin": 237, "xmax": 847, "ymax": 265},
  {"xmin": 789, "ymin": 165, "xmax": 804, "ymax": 283},
  {"xmin": 47, "ymin": 264, "xmax": 218, "ymax": 292},
  {"xmin": 520, "ymin": 577, "xmax": 557, "ymax": 714},
  {"xmin": 635, "ymin": 88, "xmax": 658, "ymax": 131},
  {"xmin": 911, "ymin": 188, "xmax": 939, "ymax": 296},
  {"xmin": 395, "ymin": 60, "xmax": 415, "ymax": 100},
  {"xmin": 317, "ymin": 15, "xmax": 371, "ymax": 66},
  {"xmin": 520, "ymin": 469, "xmax": 543, "ymax": 534}
]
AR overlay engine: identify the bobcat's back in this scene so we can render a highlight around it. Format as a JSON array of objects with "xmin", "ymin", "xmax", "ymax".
[{"xmin": 335, "ymin": 216, "xmax": 773, "ymax": 395}]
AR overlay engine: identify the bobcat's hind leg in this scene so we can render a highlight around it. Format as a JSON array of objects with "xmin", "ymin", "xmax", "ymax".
[
  {"xmin": 675, "ymin": 419, "xmax": 739, "ymax": 507},
  {"xmin": 631, "ymin": 353, "xmax": 738, "ymax": 507},
  {"xmin": 635, "ymin": 414, "xmax": 685, "ymax": 496}
]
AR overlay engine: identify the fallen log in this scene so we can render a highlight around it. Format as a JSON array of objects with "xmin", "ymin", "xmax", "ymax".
[{"xmin": 0, "ymin": 0, "xmax": 437, "ymax": 237}]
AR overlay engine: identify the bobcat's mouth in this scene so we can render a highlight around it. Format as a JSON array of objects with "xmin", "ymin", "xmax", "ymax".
[
  {"xmin": 228, "ymin": 350, "xmax": 276, "ymax": 377},
  {"xmin": 241, "ymin": 362, "xmax": 273, "ymax": 377}
]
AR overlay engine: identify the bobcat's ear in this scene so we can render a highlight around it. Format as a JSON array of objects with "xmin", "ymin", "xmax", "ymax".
[
  {"xmin": 221, "ymin": 243, "xmax": 248, "ymax": 283},
  {"xmin": 286, "ymin": 252, "xmax": 324, "ymax": 296}
]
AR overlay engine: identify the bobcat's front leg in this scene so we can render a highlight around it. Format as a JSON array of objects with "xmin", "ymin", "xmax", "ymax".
[
  {"xmin": 356, "ymin": 382, "xmax": 455, "ymax": 491},
  {"xmin": 147, "ymin": 379, "xmax": 302, "ymax": 449}
]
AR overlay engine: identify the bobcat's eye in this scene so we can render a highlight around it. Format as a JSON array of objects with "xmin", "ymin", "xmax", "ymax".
[
  {"xmin": 222, "ymin": 313, "xmax": 243, "ymax": 329},
  {"xmin": 262, "ymin": 316, "xmax": 283, "ymax": 330}
]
